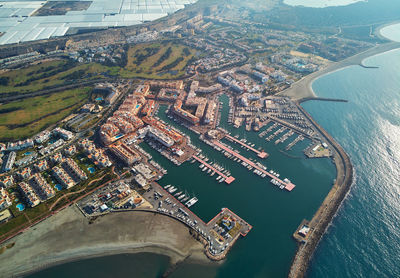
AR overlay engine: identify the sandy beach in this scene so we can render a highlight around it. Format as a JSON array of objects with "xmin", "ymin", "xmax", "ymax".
[
  {"xmin": 375, "ymin": 21, "xmax": 400, "ymax": 41},
  {"xmin": 0, "ymin": 206, "xmax": 209, "ymax": 278},
  {"xmin": 279, "ymin": 41, "xmax": 400, "ymax": 101}
]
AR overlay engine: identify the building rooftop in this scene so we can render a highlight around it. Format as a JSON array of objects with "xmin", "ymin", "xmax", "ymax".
[{"xmin": 0, "ymin": 0, "xmax": 198, "ymax": 45}]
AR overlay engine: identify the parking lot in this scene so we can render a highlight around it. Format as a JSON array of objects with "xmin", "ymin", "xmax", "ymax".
[{"xmin": 77, "ymin": 177, "xmax": 251, "ymax": 259}]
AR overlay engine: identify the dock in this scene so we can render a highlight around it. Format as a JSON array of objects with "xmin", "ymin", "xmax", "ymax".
[
  {"xmin": 152, "ymin": 182, "xmax": 250, "ymax": 260},
  {"xmin": 275, "ymin": 130, "xmax": 294, "ymax": 145},
  {"xmin": 286, "ymin": 135, "xmax": 304, "ymax": 151},
  {"xmin": 224, "ymin": 134, "xmax": 268, "ymax": 158},
  {"xmin": 192, "ymin": 155, "xmax": 235, "ymax": 184},
  {"xmin": 212, "ymin": 140, "xmax": 296, "ymax": 191},
  {"xmin": 259, "ymin": 122, "xmax": 278, "ymax": 137},
  {"xmin": 266, "ymin": 126, "xmax": 286, "ymax": 141},
  {"xmin": 207, "ymin": 207, "xmax": 253, "ymax": 236}
]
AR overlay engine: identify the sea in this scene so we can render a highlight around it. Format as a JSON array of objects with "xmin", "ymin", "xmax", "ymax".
[
  {"xmin": 27, "ymin": 22, "xmax": 400, "ymax": 278},
  {"xmin": 283, "ymin": 0, "xmax": 365, "ymax": 8},
  {"xmin": 305, "ymin": 34, "xmax": 400, "ymax": 277}
]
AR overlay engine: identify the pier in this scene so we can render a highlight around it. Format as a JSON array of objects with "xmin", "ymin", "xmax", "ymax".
[
  {"xmin": 224, "ymin": 134, "xmax": 268, "ymax": 158},
  {"xmin": 275, "ymin": 130, "xmax": 294, "ymax": 145},
  {"xmin": 286, "ymin": 135, "xmax": 304, "ymax": 151},
  {"xmin": 259, "ymin": 122, "xmax": 278, "ymax": 137},
  {"xmin": 192, "ymin": 155, "xmax": 236, "ymax": 184},
  {"xmin": 212, "ymin": 140, "xmax": 296, "ymax": 191},
  {"xmin": 152, "ymin": 182, "xmax": 250, "ymax": 260},
  {"xmin": 266, "ymin": 126, "xmax": 286, "ymax": 141}
]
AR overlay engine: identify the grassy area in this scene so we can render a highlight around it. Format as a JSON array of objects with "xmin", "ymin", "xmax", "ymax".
[
  {"xmin": 120, "ymin": 41, "xmax": 197, "ymax": 79},
  {"xmin": 0, "ymin": 60, "xmax": 109, "ymax": 94},
  {"xmin": 0, "ymin": 87, "xmax": 90, "ymax": 141},
  {"xmin": 0, "ymin": 214, "xmax": 28, "ymax": 239},
  {"xmin": 24, "ymin": 202, "xmax": 49, "ymax": 221},
  {"xmin": 0, "ymin": 42, "xmax": 198, "ymax": 96},
  {"xmin": 74, "ymin": 152, "xmax": 97, "ymax": 176},
  {"xmin": 0, "ymin": 41, "xmax": 197, "ymax": 141}
]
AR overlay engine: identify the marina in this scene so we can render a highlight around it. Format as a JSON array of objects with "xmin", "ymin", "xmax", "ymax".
[
  {"xmin": 211, "ymin": 140, "xmax": 296, "ymax": 191},
  {"xmin": 259, "ymin": 122, "xmax": 279, "ymax": 137},
  {"xmin": 285, "ymin": 134, "xmax": 305, "ymax": 151},
  {"xmin": 192, "ymin": 155, "xmax": 235, "ymax": 184},
  {"xmin": 223, "ymin": 134, "xmax": 268, "ymax": 158},
  {"xmin": 266, "ymin": 126, "xmax": 286, "ymax": 142},
  {"xmin": 275, "ymin": 130, "xmax": 295, "ymax": 145}
]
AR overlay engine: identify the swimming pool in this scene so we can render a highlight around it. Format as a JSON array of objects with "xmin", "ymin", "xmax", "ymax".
[
  {"xmin": 55, "ymin": 184, "xmax": 63, "ymax": 191},
  {"xmin": 95, "ymin": 97, "xmax": 103, "ymax": 101},
  {"xmin": 87, "ymin": 167, "xmax": 96, "ymax": 174},
  {"xmin": 115, "ymin": 134, "xmax": 123, "ymax": 139},
  {"xmin": 16, "ymin": 203, "xmax": 25, "ymax": 211},
  {"xmin": 24, "ymin": 151, "xmax": 33, "ymax": 156}
]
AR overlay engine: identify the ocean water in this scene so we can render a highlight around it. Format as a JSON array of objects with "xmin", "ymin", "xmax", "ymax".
[
  {"xmin": 283, "ymin": 0, "xmax": 365, "ymax": 8},
  {"xmin": 28, "ymin": 253, "xmax": 171, "ymax": 278},
  {"xmin": 303, "ymin": 48, "xmax": 400, "ymax": 277},
  {"xmin": 380, "ymin": 23, "xmax": 400, "ymax": 42}
]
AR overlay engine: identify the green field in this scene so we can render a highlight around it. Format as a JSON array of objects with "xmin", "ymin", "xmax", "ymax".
[
  {"xmin": 0, "ymin": 41, "xmax": 197, "ymax": 141},
  {"xmin": 0, "ymin": 60, "xmax": 109, "ymax": 94},
  {"xmin": 120, "ymin": 41, "xmax": 197, "ymax": 79},
  {"xmin": 0, "ymin": 87, "xmax": 90, "ymax": 141},
  {"xmin": 0, "ymin": 42, "xmax": 197, "ymax": 96}
]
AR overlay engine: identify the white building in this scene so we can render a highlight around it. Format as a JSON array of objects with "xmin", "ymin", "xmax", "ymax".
[{"xmin": 0, "ymin": 187, "xmax": 12, "ymax": 211}]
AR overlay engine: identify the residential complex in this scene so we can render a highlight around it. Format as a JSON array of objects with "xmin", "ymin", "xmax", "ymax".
[
  {"xmin": 29, "ymin": 174, "xmax": 55, "ymax": 201},
  {"xmin": 18, "ymin": 182, "xmax": 40, "ymax": 207}
]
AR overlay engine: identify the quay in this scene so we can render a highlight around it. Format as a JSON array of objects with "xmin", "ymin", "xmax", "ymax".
[
  {"xmin": 192, "ymin": 155, "xmax": 235, "ymax": 184},
  {"xmin": 136, "ymin": 181, "xmax": 249, "ymax": 260},
  {"xmin": 212, "ymin": 140, "xmax": 296, "ymax": 191},
  {"xmin": 224, "ymin": 134, "xmax": 268, "ymax": 158},
  {"xmin": 77, "ymin": 179, "xmax": 251, "ymax": 261}
]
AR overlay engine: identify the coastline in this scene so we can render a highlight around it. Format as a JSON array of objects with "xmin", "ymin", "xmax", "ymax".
[
  {"xmin": 375, "ymin": 20, "xmax": 400, "ymax": 41},
  {"xmin": 0, "ymin": 206, "xmax": 210, "ymax": 278},
  {"xmin": 278, "ymin": 41, "xmax": 400, "ymax": 100},
  {"xmin": 288, "ymin": 104, "xmax": 353, "ymax": 278},
  {"xmin": 286, "ymin": 41, "xmax": 400, "ymax": 277}
]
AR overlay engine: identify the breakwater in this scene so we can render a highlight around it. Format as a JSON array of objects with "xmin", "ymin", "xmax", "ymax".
[{"xmin": 288, "ymin": 103, "xmax": 353, "ymax": 278}]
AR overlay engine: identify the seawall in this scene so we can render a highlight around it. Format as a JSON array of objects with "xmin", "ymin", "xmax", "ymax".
[{"xmin": 288, "ymin": 103, "xmax": 354, "ymax": 278}]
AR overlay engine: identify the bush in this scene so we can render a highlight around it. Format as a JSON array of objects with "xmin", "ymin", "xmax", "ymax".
[
  {"xmin": 153, "ymin": 47, "xmax": 172, "ymax": 67},
  {"xmin": 0, "ymin": 76, "xmax": 9, "ymax": 86}
]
